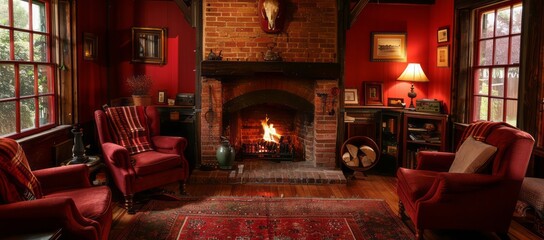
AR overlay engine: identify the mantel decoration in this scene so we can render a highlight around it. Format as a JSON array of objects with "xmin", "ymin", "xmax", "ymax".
[
  {"xmin": 127, "ymin": 75, "xmax": 153, "ymax": 106},
  {"xmin": 258, "ymin": 0, "xmax": 285, "ymax": 34}
]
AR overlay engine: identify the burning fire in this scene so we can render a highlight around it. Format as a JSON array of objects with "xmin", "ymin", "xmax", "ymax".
[{"xmin": 261, "ymin": 115, "xmax": 281, "ymax": 142}]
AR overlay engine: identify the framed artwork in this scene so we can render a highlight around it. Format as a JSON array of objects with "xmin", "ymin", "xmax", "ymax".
[
  {"xmin": 132, "ymin": 27, "xmax": 167, "ymax": 64},
  {"xmin": 83, "ymin": 33, "xmax": 97, "ymax": 60},
  {"xmin": 387, "ymin": 97, "xmax": 405, "ymax": 107},
  {"xmin": 363, "ymin": 82, "xmax": 384, "ymax": 106},
  {"xmin": 370, "ymin": 32, "xmax": 407, "ymax": 62},
  {"xmin": 437, "ymin": 27, "xmax": 449, "ymax": 43},
  {"xmin": 344, "ymin": 88, "xmax": 359, "ymax": 105},
  {"xmin": 157, "ymin": 90, "xmax": 166, "ymax": 104},
  {"xmin": 437, "ymin": 45, "xmax": 449, "ymax": 67}
]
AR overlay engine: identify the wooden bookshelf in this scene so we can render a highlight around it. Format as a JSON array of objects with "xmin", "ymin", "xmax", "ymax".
[{"xmin": 402, "ymin": 111, "xmax": 448, "ymax": 169}]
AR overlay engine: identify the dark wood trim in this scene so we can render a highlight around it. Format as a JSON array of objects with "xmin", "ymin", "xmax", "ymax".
[
  {"xmin": 368, "ymin": 0, "xmax": 434, "ymax": 4},
  {"xmin": 338, "ymin": 0, "xmax": 348, "ymax": 168},
  {"xmin": 454, "ymin": 0, "xmax": 503, "ymax": 9},
  {"xmin": 194, "ymin": 0, "xmax": 202, "ymax": 167},
  {"xmin": 200, "ymin": 61, "xmax": 341, "ymax": 79},
  {"xmin": 173, "ymin": 0, "xmax": 194, "ymax": 27},
  {"xmin": 349, "ymin": 0, "xmax": 369, "ymax": 29},
  {"xmin": 450, "ymin": 7, "xmax": 472, "ymax": 124},
  {"xmin": 519, "ymin": 0, "xmax": 544, "ymax": 140}
]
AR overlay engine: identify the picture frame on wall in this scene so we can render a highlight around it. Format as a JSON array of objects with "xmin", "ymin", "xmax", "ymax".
[
  {"xmin": 344, "ymin": 88, "xmax": 359, "ymax": 105},
  {"xmin": 370, "ymin": 32, "xmax": 407, "ymax": 62},
  {"xmin": 437, "ymin": 45, "xmax": 449, "ymax": 67},
  {"xmin": 437, "ymin": 27, "xmax": 449, "ymax": 43},
  {"xmin": 132, "ymin": 27, "xmax": 167, "ymax": 64},
  {"xmin": 363, "ymin": 82, "xmax": 384, "ymax": 106}
]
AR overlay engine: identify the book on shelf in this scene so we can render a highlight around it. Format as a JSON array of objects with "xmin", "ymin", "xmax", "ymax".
[{"xmin": 408, "ymin": 127, "xmax": 427, "ymax": 132}]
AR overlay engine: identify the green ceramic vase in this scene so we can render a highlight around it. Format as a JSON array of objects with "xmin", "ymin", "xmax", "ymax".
[{"xmin": 216, "ymin": 138, "xmax": 235, "ymax": 170}]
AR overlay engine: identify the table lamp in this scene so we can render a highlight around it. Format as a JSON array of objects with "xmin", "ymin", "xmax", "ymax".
[{"xmin": 397, "ymin": 63, "xmax": 429, "ymax": 110}]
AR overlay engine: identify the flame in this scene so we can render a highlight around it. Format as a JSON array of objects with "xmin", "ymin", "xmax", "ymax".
[{"xmin": 261, "ymin": 115, "xmax": 281, "ymax": 142}]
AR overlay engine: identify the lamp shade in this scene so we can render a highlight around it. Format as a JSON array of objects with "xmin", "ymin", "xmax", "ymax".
[{"xmin": 397, "ymin": 63, "xmax": 429, "ymax": 82}]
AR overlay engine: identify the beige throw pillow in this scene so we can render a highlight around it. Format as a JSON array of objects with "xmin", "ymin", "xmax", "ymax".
[{"xmin": 449, "ymin": 136, "xmax": 497, "ymax": 173}]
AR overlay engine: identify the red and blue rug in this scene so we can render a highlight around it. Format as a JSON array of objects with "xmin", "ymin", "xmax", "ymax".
[{"xmin": 116, "ymin": 197, "xmax": 414, "ymax": 240}]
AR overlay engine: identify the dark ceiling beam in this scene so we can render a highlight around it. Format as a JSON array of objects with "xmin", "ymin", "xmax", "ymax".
[
  {"xmin": 369, "ymin": 0, "xmax": 435, "ymax": 4},
  {"xmin": 173, "ymin": 0, "xmax": 195, "ymax": 27},
  {"xmin": 349, "ymin": 0, "xmax": 370, "ymax": 29}
]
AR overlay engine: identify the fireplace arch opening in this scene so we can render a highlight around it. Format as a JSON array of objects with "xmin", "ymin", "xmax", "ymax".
[{"xmin": 223, "ymin": 90, "xmax": 314, "ymax": 162}]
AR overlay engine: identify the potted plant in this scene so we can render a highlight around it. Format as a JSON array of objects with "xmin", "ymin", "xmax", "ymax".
[{"xmin": 126, "ymin": 75, "xmax": 152, "ymax": 106}]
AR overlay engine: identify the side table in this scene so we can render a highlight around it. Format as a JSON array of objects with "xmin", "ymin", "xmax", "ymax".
[{"xmin": 61, "ymin": 156, "xmax": 106, "ymax": 185}]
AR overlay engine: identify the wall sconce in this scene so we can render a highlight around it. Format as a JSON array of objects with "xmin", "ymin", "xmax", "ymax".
[
  {"xmin": 83, "ymin": 33, "xmax": 97, "ymax": 61},
  {"xmin": 396, "ymin": 63, "xmax": 429, "ymax": 110}
]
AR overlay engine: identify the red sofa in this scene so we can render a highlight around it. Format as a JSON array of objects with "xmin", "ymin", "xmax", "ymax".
[
  {"xmin": 0, "ymin": 138, "xmax": 112, "ymax": 240},
  {"xmin": 397, "ymin": 123, "xmax": 535, "ymax": 239},
  {"xmin": 94, "ymin": 106, "xmax": 189, "ymax": 213}
]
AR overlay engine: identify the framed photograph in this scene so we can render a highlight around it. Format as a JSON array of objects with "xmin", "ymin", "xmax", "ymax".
[
  {"xmin": 371, "ymin": 32, "xmax": 407, "ymax": 62},
  {"xmin": 363, "ymin": 82, "xmax": 384, "ymax": 106},
  {"xmin": 437, "ymin": 45, "xmax": 449, "ymax": 67},
  {"xmin": 344, "ymin": 88, "xmax": 359, "ymax": 105},
  {"xmin": 132, "ymin": 27, "xmax": 167, "ymax": 64},
  {"xmin": 157, "ymin": 90, "xmax": 166, "ymax": 104},
  {"xmin": 83, "ymin": 33, "xmax": 97, "ymax": 60},
  {"xmin": 387, "ymin": 97, "xmax": 405, "ymax": 107},
  {"xmin": 437, "ymin": 27, "xmax": 449, "ymax": 43}
]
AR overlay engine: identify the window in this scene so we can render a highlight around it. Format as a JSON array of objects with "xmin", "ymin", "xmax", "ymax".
[
  {"xmin": 0, "ymin": 0, "xmax": 55, "ymax": 138},
  {"xmin": 472, "ymin": 1, "xmax": 522, "ymax": 126}
]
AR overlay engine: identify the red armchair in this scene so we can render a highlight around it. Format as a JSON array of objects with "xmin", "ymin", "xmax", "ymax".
[
  {"xmin": 0, "ymin": 138, "xmax": 112, "ymax": 240},
  {"xmin": 397, "ymin": 122, "xmax": 535, "ymax": 239},
  {"xmin": 94, "ymin": 106, "xmax": 189, "ymax": 214}
]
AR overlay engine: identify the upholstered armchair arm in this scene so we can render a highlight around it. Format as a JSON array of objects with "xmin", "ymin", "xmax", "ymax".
[
  {"xmin": 416, "ymin": 151, "xmax": 455, "ymax": 172},
  {"xmin": 101, "ymin": 142, "xmax": 132, "ymax": 169},
  {"xmin": 34, "ymin": 164, "xmax": 91, "ymax": 195},
  {"xmin": 152, "ymin": 136, "xmax": 187, "ymax": 154},
  {"xmin": 415, "ymin": 173, "xmax": 519, "ymax": 226},
  {"xmin": 433, "ymin": 173, "xmax": 503, "ymax": 192},
  {"xmin": 0, "ymin": 197, "xmax": 100, "ymax": 240},
  {"xmin": 418, "ymin": 173, "xmax": 505, "ymax": 204}
]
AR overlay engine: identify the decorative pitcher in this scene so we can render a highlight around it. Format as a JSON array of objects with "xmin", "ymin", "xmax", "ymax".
[{"xmin": 216, "ymin": 136, "xmax": 235, "ymax": 170}]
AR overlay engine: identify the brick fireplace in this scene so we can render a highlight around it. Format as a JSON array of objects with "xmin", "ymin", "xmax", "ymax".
[{"xmin": 199, "ymin": 0, "xmax": 340, "ymax": 169}]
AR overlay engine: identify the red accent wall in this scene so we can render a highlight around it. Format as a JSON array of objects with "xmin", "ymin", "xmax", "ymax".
[
  {"xmin": 77, "ymin": 0, "xmax": 108, "ymax": 124},
  {"xmin": 427, "ymin": 0, "xmax": 454, "ymax": 113},
  {"xmin": 345, "ymin": 2, "xmax": 454, "ymax": 112},
  {"xmin": 110, "ymin": 0, "xmax": 196, "ymax": 101},
  {"xmin": 76, "ymin": 0, "xmax": 196, "ymax": 124}
]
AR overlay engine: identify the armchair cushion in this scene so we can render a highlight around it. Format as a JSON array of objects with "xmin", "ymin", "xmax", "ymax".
[
  {"xmin": 0, "ymin": 138, "xmax": 42, "ymax": 203},
  {"xmin": 131, "ymin": 151, "xmax": 183, "ymax": 176},
  {"xmin": 105, "ymin": 106, "xmax": 154, "ymax": 155},
  {"xmin": 48, "ymin": 187, "xmax": 109, "ymax": 217},
  {"xmin": 449, "ymin": 136, "xmax": 497, "ymax": 173}
]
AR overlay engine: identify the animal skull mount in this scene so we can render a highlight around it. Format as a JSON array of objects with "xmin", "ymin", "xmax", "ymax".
[{"xmin": 258, "ymin": 0, "xmax": 285, "ymax": 34}]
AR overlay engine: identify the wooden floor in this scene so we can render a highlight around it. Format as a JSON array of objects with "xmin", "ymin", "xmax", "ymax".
[{"xmin": 109, "ymin": 173, "xmax": 543, "ymax": 240}]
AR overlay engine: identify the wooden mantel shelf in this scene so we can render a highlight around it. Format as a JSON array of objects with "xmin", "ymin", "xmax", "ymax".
[{"xmin": 201, "ymin": 61, "xmax": 340, "ymax": 79}]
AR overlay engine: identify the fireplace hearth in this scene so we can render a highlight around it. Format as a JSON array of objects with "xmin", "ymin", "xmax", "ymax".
[{"xmin": 200, "ymin": 76, "xmax": 338, "ymax": 169}]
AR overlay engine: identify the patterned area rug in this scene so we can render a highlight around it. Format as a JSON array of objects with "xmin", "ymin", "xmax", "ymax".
[{"xmin": 116, "ymin": 197, "xmax": 414, "ymax": 240}]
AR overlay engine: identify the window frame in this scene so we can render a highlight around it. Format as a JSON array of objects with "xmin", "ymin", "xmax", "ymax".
[
  {"xmin": 0, "ymin": 0, "xmax": 57, "ymax": 139},
  {"xmin": 471, "ymin": 0, "xmax": 522, "ymax": 125}
]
